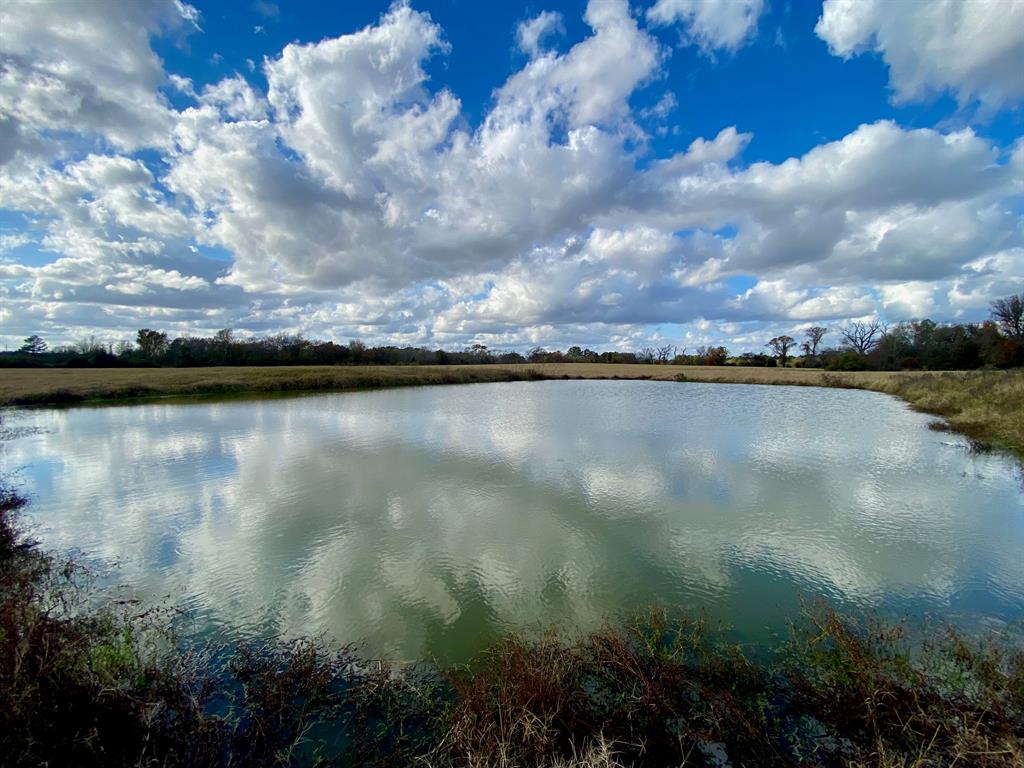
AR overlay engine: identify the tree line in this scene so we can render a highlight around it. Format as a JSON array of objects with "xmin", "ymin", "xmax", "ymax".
[
  {"xmin": 5, "ymin": 290, "xmax": 1022, "ymax": 371},
  {"xmin": 762, "ymin": 290, "xmax": 1022, "ymax": 371}
]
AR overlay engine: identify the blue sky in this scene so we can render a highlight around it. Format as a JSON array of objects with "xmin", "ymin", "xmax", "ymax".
[
  {"xmin": 161, "ymin": 0, "xmax": 1022, "ymax": 159},
  {"xmin": 157, "ymin": 1, "xmax": 1022, "ymax": 152},
  {"xmin": 1, "ymin": 0, "xmax": 1023, "ymax": 352}
]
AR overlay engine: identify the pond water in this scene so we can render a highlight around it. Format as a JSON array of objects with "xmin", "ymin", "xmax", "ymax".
[{"xmin": 3, "ymin": 380, "xmax": 1023, "ymax": 661}]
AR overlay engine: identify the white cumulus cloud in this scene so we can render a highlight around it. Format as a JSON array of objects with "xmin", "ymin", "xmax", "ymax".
[
  {"xmin": 517, "ymin": 10, "xmax": 565, "ymax": 57},
  {"xmin": 816, "ymin": 0, "xmax": 1024, "ymax": 109},
  {"xmin": 648, "ymin": 0, "xmax": 765, "ymax": 53},
  {"xmin": 0, "ymin": 0, "xmax": 1021, "ymax": 353}
]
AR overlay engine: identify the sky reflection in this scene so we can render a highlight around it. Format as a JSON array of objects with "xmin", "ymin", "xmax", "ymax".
[{"xmin": 3, "ymin": 380, "xmax": 1023, "ymax": 661}]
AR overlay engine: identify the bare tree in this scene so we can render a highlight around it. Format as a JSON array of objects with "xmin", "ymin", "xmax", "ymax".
[
  {"xmin": 840, "ymin": 320, "xmax": 883, "ymax": 355},
  {"xmin": 766, "ymin": 335, "xmax": 795, "ymax": 367},
  {"xmin": 656, "ymin": 344, "xmax": 676, "ymax": 363},
  {"xmin": 637, "ymin": 347, "xmax": 655, "ymax": 364},
  {"xmin": 800, "ymin": 326, "xmax": 827, "ymax": 357},
  {"xmin": 75, "ymin": 335, "xmax": 104, "ymax": 355},
  {"xmin": 991, "ymin": 292, "xmax": 1024, "ymax": 339}
]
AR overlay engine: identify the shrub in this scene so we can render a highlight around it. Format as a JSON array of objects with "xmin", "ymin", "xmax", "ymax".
[{"xmin": 824, "ymin": 351, "xmax": 871, "ymax": 371}]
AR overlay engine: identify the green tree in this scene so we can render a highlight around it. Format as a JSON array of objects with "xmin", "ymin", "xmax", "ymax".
[
  {"xmin": 19, "ymin": 335, "xmax": 47, "ymax": 354},
  {"xmin": 136, "ymin": 329, "xmax": 169, "ymax": 359},
  {"xmin": 700, "ymin": 346, "xmax": 729, "ymax": 365}
]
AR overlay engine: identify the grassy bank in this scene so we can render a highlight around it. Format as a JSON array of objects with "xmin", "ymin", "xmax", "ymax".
[
  {"xmin": 2, "ymin": 364, "xmax": 1022, "ymax": 459},
  {"xmin": 2, "ymin": 483, "xmax": 1022, "ymax": 767}
]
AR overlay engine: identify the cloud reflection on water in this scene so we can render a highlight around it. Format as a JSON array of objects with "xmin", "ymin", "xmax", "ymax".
[{"xmin": 4, "ymin": 381, "xmax": 1023, "ymax": 660}]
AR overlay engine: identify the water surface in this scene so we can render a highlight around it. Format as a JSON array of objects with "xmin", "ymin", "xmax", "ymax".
[{"xmin": 4, "ymin": 380, "xmax": 1022, "ymax": 660}]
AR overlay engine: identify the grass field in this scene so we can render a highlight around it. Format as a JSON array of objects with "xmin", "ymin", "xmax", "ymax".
[{"xmin": 2, "ymin": 363, "xmax": 1022, "ymax": 459}]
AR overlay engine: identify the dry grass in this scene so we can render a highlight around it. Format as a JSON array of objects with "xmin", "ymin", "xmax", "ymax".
[
  {"xmin": 434, "ymin": 605, "xmax": 1024, "ymax": 768},
  {"xmin": 780, "ymin": 605, "xmax": 1024, "ymax": 768},
  {"xmin": 441, "ymin": 611, "xmax": 781, "ymax": 767},
  {"xmin": 2, "ymin": 364, "xmax": 1022, "ymax": 459}
]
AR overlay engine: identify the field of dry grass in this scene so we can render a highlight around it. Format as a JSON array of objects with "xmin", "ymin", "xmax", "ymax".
[{"xmin": 2, "ymin": 363, "xmax": 1022, "ymax": 458}]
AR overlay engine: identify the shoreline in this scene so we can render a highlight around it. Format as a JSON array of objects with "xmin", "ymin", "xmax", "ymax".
[{"xmin": 1, "ymin": 363, "xmax": 1021, "ymax": 459}]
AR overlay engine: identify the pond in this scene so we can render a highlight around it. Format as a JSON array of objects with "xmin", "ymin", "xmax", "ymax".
[{"xmin": 3, "ymin": 380, "xmax": 1023, "ymax": 661}]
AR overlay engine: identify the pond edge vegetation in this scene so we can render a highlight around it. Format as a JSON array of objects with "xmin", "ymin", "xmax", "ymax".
[{"xmin": 2, "ymin": 480, "xmax": 1023, "ymax": 767}]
